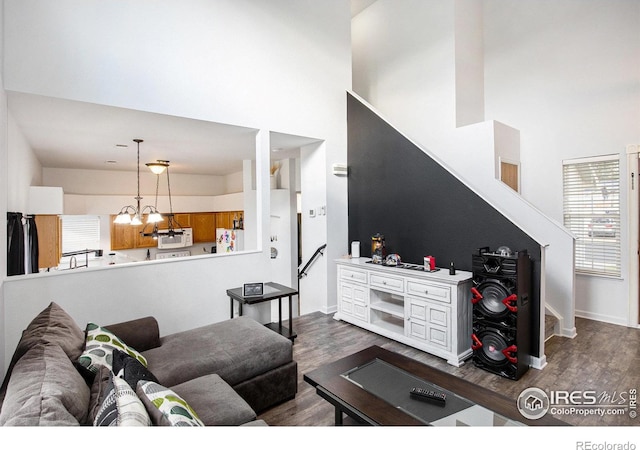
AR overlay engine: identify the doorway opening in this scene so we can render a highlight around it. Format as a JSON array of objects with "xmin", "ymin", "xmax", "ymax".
[{"xmin": 627, "ymin": 147, "xmax": 640, "ymax": 326}]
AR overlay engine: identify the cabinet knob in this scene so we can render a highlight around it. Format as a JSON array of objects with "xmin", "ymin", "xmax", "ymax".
[{"xmin": 425, "ymin": 290, "xmax": 429, "ymax": 294}]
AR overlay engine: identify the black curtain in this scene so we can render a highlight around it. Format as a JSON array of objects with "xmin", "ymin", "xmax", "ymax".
[
  {"xmin": 26, "ymin": 215, "xmax": 39, "ymax": 274},
  {"xmin": 7, "ymin": 212, "xmax": 24, "ymax": 276},
  {"xmin": 6, "ymin": 212, "xmax": 39, "ymax": 276}
]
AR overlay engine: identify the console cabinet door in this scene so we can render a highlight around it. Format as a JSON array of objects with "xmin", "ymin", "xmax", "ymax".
[
  {"xmin": 406, "ymin": 297, "xmax": 428, "ymax": 341},
  {"xmin": 406, "ymin": 297, "xmax": 451, "ymax": 351},
  {"xmin": 425, "ymin": 303, "xmax": 451, "ymax": 351},
  {"xmin": 339, "ymin": 281, "xmax": 369, "ymax": 322}
]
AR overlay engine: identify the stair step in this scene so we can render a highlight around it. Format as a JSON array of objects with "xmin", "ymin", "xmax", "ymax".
[{"xmin": 545, "ymin": 313, "xmax": 558, "ymax": 341}]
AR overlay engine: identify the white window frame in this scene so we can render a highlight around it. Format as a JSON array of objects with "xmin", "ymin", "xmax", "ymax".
[{"xmin": 562, "ymin": 154, "xmax": 621, "ymax": 277}]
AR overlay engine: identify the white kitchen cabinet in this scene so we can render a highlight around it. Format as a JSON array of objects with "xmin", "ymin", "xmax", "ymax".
[{"xmin": 335, "ymin": 257, "xmax": 473, "ymax": 366}]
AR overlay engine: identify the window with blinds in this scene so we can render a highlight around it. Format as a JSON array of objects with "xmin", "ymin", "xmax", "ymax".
[
  {"xmin": 61, "ymin": 215, "xmax": 101, "ymax": 254},
  {"xmin": 562, "ymin": 155, "xmax": 620, "ymax": 277}
]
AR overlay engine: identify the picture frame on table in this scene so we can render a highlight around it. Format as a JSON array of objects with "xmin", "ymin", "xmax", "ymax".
[{"xmin": 242, "ymin": 282, "xmax": 264, "ymax": 297}]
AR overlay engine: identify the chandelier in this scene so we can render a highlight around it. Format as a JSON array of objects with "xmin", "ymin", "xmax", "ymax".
[
  {"xmin": 141, "ymin": 158, "xmax": 184, "ymax": 239},
  {"xmin": 113, "ymin": 139, "xmax": 163, "ymax": 226}
]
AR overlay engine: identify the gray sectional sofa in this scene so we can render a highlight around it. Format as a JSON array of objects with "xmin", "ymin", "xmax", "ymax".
[{"xmin": 0, "ymin": 302, "xmax": 297, "ymax": 426}]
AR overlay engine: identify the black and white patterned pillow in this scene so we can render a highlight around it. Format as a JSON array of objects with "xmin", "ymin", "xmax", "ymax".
[
  {"xmin": 94, "ymin": 373, "xmax": 151, "ymax": 426},
  {"xmin": 112, "ymin": 349, "xmax": 159, "ymax": 390}
]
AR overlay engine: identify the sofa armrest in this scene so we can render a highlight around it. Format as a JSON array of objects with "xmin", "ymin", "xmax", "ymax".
[{"xmin": 104, "ymin": 316, "xmax": 161, "ymax": 352}]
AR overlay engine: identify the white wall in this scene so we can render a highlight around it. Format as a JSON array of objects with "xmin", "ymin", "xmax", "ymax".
[
  {"xmin": 352, "ymin": 0, "xmax": 639, "ymax": 328},
  {"xmin": 62, "ymin": 193, "xmax": 245, "ymax": 216},
  {"xmin": 3, "ymin": 250, "xmax": 273, "ymax": 370},
  {"xmin": 1, "ymin": 0, "xmax": 351, "ymax": 375},
  {"xmin": 7, "ymin": 112, "xmax": 41, "ymax": 211},
  {"xmin": 352, "ymin": 0, "xmax": 457, "ymax": 151},
  {"xmin": 0, "ymin": 1, "xmax": 7, "ymax": 379},
  {"xmin": 43, "ymin": 168, "xmax": 230, "ymax": 197},
  {"xmin": 299, "ymin": 141, "xmax": 331, "ymax": 315},
  {"xmin": 483, "ymin": 0, "xmax": 640, "ymax": 325}
]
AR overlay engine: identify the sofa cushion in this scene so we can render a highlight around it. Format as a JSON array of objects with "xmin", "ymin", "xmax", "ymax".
[
  {"xmin": 143, "ymin": 316, "xmax": 292, "ymax": 387},
  {"xmin": 77, "ymin": 323, "xmax": 147, "ymax": 374},
  {"xmin": 112, "ymin": 349, "xmax": 159, "ymax": 391},
  {"xmin": 0, "ymin": 343, "xmax": 90, "ymax": 426},
  {"xmin": 137, "ymin": 380, "xmax": 204, "ymax": 426},
  {"xmin": 0, "ymin": 302, "xmax": 85, "ymax": 404},
  {"xmin": 171, "ymin": 374, "xmax": 257, "ymax": 426}
]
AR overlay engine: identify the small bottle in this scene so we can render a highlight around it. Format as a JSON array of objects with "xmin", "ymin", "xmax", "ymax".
[
  {"xmin": 145, "ymin": 249, "xmax": 151, "ymax": 261},
  {"xmin": 109, "ymin": 253, "xmax": 116, "ymax": 265},
  {"xmin": 449, "ymin": 262, "xmax": 456, "ymax": 275}
]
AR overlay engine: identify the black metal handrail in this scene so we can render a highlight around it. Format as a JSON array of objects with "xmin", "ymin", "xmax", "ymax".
[{"xmin": 298, "ymin": 243, "xmax": 327, "ymax": 279}]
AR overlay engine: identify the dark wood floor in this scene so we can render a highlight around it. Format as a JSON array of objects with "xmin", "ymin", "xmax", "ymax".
[{"xmin": 258, "ymin": 312, "xmax": 640, "ymax": 426}]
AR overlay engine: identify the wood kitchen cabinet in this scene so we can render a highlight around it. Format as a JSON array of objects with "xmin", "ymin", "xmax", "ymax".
[
  {"xmin": 110, "ymin": 211, "xmax": 242, "ymax": 250},
  {"xmin": 35, "ymin": 215, "xmax": 61, "ymax": 269},
  {"xmin": 110, "ymin": 216, "xmax": 138, "ymax": 250},
  {"xmin": 215, "ymin": 211, "xmax": 243, "ymax": 230},
  {"xmin": 191, "ymin": 213, "xmax": 216, "ymax": 243},
  {"xmin": 158, "ymin": 213, "xmax": 191, "ymax": 230}
]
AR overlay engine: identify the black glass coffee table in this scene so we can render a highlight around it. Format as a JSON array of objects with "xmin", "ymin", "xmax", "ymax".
[{"xmin": 304, "ymin": 345, "xmax": 566, "ymax": 426}]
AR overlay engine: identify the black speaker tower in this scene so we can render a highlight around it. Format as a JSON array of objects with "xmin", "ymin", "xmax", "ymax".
[{"xmin": 470, "ymin": 247, "xmax": 532, "ymax": 380}]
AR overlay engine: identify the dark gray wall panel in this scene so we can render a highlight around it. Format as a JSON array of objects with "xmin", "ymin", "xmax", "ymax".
[{"xmin": 347, "ymin": 93, "xmax": 543, "ymax": 357}]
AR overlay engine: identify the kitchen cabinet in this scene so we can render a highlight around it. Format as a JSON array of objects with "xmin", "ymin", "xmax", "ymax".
[
  {"xmin": 158, "ymin": 213, "xmax": 191, "ymax": 230},
  {"xmin": 35, "ymin": 215, "xmax": 61, "ymax": 269},
  {"xmin": 215, "ymin": 211, "xmax": 243, "ymax": 230},
  {"xmin": 110, "ymin": 214, "xmax": 160, "ymax": 250},
  {"xmin": 110, "ymin": 216, "xmax": 142, "ymax": 250},
  {"xmin": 335, "ymin": 257, "xmax": 473, "ymax": 366},
  {"xmin": 110, "ymin": 212, "xmax": 241, "ymax": 250},
  {"xmin": 191, "ymin": 213, "xmax": 216, "ymax": 243}
]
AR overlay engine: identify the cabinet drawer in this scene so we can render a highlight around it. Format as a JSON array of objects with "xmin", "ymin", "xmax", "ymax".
[
  {"xmin": 370, "ymin": 273, "xmax": 404, "ymax": 293},
  {"xmin": 340, "ymin": 267, "xmax": 368, "ymax": 284},
  {"xmin": 406, "ymin": 280, "xmax": 450, "ymax": 303}
]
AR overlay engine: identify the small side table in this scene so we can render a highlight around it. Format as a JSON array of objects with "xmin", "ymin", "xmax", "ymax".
[{"xmin": 227, "ymin": 282, "xmax": 298, "ymax": 342}]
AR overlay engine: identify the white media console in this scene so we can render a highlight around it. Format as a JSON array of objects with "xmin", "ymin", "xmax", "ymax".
[{"xmin": 335, "ymin": 257, "xmax": 474, "ymax": 366}]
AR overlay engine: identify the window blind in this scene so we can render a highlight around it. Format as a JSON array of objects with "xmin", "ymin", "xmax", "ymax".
[
  {"xmin": 61, "ymin": 215, "xmax": 101, "ymax": 254},
  {"xmin": 562, "ymin": 155, "xmax": 620, "ymax": 277}
]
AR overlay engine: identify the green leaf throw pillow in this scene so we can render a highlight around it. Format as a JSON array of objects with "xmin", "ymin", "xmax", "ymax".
[
  {"xmin": 77, "ymin": 323, "xmax": 147, "ymax": 374},
  {"xmin": 137, "ymin": 380, "xmax": 204, "ymax": 426}
]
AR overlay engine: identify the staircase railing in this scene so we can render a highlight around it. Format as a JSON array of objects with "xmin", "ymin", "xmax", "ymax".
[{"xmin": 298, "ymin": 244, "xmax": 327, "ymax": 279}]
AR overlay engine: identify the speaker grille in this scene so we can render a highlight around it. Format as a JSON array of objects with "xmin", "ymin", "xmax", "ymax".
[{"xmin": 471, "ymin": 247, "xmax": 531, "ymax": 380}]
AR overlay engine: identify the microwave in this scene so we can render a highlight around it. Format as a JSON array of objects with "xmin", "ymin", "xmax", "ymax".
[{"xmin": 157, "ymin": 228, "xmax": 193, "ymax": 249}]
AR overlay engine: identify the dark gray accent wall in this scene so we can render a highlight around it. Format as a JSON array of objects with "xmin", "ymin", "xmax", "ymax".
[{"xmin": 347, "ymin": 93, "xmax": 543, "ymax": 357}]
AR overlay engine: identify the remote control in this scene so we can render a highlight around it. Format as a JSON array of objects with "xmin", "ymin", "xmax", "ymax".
[{"xmin": 410, "ymin": 387, "xmax": 446, "ymax": 406}]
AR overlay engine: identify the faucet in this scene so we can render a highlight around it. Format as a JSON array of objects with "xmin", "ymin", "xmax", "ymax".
[{"xmin": 69, "ymin": 256, "xmax": 77, "ymax": 269}]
